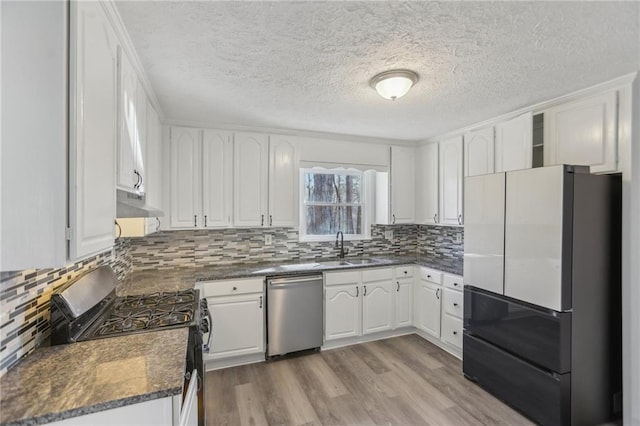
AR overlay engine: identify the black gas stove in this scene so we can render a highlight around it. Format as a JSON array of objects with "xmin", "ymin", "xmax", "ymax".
[{"xmin": 50, "ymin": 266, "xmax": 209, "ymax": 426}]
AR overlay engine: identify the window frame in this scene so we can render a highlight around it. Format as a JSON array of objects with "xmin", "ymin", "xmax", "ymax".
[{"xmin": 298, "ymin": 167, "xmax": 370, "ymax": 242}]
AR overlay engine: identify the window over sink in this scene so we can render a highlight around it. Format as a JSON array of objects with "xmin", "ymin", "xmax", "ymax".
[{"xmin": 299, "ymin": 167, "xmax": 372, "ymax": 242}]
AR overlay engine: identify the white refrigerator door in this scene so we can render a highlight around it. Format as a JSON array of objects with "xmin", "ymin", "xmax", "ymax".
[
  {"xmin": 463, "ymin": 173, "xmax": 506, "ymax": 295},
  {"xmin": 504, "ymin": 166, "xmax": 565, "ymax": 311}
]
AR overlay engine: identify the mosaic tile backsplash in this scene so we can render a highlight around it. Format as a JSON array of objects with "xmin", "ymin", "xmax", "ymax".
[
  {"xmin": 0, "ymin": 239, "xmax": 131, "ymax": 377},
  {"xmin": 0, "ymin": 224, "xmax": 462, "ymax": 377},
  {"xmin": 128, "ymin": 225, "xmax": 419, "ymax": 270}
]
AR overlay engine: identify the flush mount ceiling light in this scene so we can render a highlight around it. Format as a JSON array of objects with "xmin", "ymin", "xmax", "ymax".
[{"xmin": 370, "ymin": 69, "xmax": 419, "ymax": 101}]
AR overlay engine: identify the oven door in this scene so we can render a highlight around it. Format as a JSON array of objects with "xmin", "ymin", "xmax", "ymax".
[{"xmin": 184, "ymin": 327, "xmax": 205, "ymax": 426}]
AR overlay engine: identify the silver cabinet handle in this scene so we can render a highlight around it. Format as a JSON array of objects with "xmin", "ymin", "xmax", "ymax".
[
  {"xmin": 259, "ymin": 296, "xmax": 263, "ymax": 309},
  {"xmin": 155, "ymin": 217, "xmax": 160, "ymax": 231},
  {"xmin": 392, "ymin": 214, "xmax": 396, "ymax": 224},
  {"xmin": 133, "ymin": 170, "xmax": 141, "ymax": 189},
  {"xmin": 363, "ymin": 285, "xmax": 367, "ymax": 296},
  {"xmin": 356, "ymin": 286, "xmax": 359, "ymax": 297},
  {"xmin": 194, "ymin": 215, "xmax": 197, "ymax": 227},
  {"xmin": 269, "ymin": 215, "xmax": 272, "ymax": 226},
  {"xmin": 204, "ymin": 215, "xmax": 207, "ymax": 227},
  {"xmin": 433, "ymin": 213, "xmax": 438, "ymax": 224},
  {"xmin": 261, "ymin": 214, "xmax": 264, "ymax": 226},
  {"xmin": 436, "ymin": 288, "xmax": 440, "ymax": 299},
  {"xmin": 458, "ymin": 214, "xmax": 463, "ymax": 225},
  {"xmin": 396, "ymin": 281, "xmax": 400, "ymax": 292}
]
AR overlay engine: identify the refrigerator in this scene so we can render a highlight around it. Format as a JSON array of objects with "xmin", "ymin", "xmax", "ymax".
[{"xmin": 463, "ymin": 165, "xmax": 622, "ymax": 426}]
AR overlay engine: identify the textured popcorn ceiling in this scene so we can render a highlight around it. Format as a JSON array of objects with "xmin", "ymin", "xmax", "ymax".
[{"xmin": 116, "ymin": 1, "xmax": 639, "ymax": 141}]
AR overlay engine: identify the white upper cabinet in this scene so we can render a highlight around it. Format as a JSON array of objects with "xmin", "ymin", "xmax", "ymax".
[
  {"xmin": 1, "ymin": 1, "xmax": 67, "ymax": 269},
  {"xmin": 390, "ymin": 146, "xmax": 415, "ymax": 224},
  {"xmin": 415, "ymin": 143, "xmax": 439, "ymax": 225},
  {"xmin": 116, "ymin": 49, "xmax": 140, "ymax": 193},
  {"xmin": 464, "ymin": 127, "xmax": 494, "ymax": 177},
  {"xmin": 134, "ymin": 79, "xmax": 147, "ymax": 193},
  {"xmin": 269, "ymin": 136, "xmax": 298, "ymax": 227},
  {"xmin": 495, "ymin": 112, "xmax": 533, "ymax": 173},
  {"xmin": 170, "ymin": 127, "xmax": 201, "ymax": 229},
  {"xmin": 543, "ymin": 90, "xmax": 617, "ymax": 173},
  {"xmin": 234, "ymin": 132, "xmax": 269, "ymax": 227},
  {"xmin": 202, "ymin": 130, "xmax": 233, "ymax": 228},
  {"xmin": 439, "ymin": 136, "xmax": 464, "ymax": 225},
  {"xmin": 68, "ymin": 1, "xmax": 118, "ymax": 260}
]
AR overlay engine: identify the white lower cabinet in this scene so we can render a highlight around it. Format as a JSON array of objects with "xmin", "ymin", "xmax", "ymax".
[
  {"xmin": 325, "ymin": 268, "xmax": 399, "ymax": 342},
  {"xmin": 415, "ymin": 268, "xmax": 442, "ymax": 338},
  {"xmin": 394, "ymin": 266, "xmax": 414, "ymax": 329},
  {"xmin": 197, "ymin": 278, "xmax": 265, "ymax": 361},
  {"xmin": 440, "ymin": 273, "xmax": 464, "ymax": 352}
]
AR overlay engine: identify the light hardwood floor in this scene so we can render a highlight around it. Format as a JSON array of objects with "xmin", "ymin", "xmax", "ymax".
[{"xmin": 205, "ymin": 334, "xmax": 534, "ymax": 426}]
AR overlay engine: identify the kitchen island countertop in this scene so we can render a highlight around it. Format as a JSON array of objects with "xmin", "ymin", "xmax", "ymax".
[{"xmin": 0, "ymin": 328, "xmax": 188, "ymax": 426}]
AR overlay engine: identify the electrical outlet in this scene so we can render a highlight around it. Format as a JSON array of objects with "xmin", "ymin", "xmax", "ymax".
[
  {"xmin": 264, "ymin": 234, "xmax": 273, "ymax": 245},
  {"xmin": 384, "ymin": 230, "xmax": 394, "ymax": 240}
]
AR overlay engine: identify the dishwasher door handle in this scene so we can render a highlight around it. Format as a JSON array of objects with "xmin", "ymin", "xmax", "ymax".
[{"xmin": 268, "ymin": 276, "xmax": 323, "ymax": 287}]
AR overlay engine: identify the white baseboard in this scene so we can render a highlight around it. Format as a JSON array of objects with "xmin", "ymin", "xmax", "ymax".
[{"xmin": 320, "ymin": 327, "xmax": 415, "ymax": 351}]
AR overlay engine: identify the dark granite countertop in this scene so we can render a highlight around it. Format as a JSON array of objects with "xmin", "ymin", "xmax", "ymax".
[
  {"xmin": 118, "ymin": 255, "xmax": 462, "ymax": 295},
  {"xmin": 0, "ymin": 328, "xmax": 188, "ymax": 426}
]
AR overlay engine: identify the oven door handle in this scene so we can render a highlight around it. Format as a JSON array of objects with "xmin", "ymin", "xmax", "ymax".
[{"xmin": 203, "ymin": 306, "xmax": 213, "ymax": 353}]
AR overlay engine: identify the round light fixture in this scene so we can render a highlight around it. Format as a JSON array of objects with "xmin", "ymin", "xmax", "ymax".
[{"xmin": 370, "ymin": 69, "xmax": 418, "ymax": 101}]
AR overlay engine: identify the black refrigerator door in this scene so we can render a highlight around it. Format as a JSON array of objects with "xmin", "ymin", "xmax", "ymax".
[
  {"xmin": 464, "ymin": 286, "xmax": 571, "ymax": 373},
  {"xmin": 463, "ymin": 333, "xmax": 571, "ymax": 426}
]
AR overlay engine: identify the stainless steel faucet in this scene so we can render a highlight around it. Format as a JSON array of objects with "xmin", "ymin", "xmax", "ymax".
[{"xmin": 336, "ymin": 231, "xmax": 349, "ymax": 258}]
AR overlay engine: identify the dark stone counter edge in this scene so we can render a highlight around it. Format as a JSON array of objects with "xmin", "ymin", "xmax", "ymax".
[
  {"xmin": 1, "ymin": 386, "xmax": 182, "ymax": 426},
  {"xmin": 194, "ymin": 257, "xmax": 463, "ymax": 282}
]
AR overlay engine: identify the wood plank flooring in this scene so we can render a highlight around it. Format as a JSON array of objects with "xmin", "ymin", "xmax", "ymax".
[{"xmin": 205, "ymin": 334, "xmax": 534, "ymax": 426}]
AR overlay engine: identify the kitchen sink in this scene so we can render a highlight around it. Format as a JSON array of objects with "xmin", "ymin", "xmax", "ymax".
[
  {"xmin": 344, "ymin": 258, "xmax": 380, "ymax": 265},
  {"xmin": 320, "ymin": 260, "xmax": 352, "ymax": 266},
  {"xmin": 279, "ymin": 263, "xmax": 321, "ymax": 270}
]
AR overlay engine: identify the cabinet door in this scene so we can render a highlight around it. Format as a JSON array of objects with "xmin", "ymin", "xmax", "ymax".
[
  {"xmin": 325, "ymin": 284, "xmax": 361, "ymax": 341},
  {"xmin": 439, "ymin": 136, "xmax": 464, "ymax": 225},
  {"xmin": 544, "ymin": 91, "xmax": 617, "ymax": 173},
  {"xmin": 134, "ymin": 80, "xmax": 147, "ymax": 193},
  {"xmin": 415, "ymin": 143, "xmax": 439, "ymax": 224},
  {"xmin": 394, "ymin": 278, "xmax": 413, "ymax": 329},
  {"xmin": 207, "ymin": 293, "xmax": 264, "ymax": 359},
  {"xmin": 234, "ymin": 132, "xmax": 268, "ymax": 227},
  {"xmin": 362, "ymin": 279, "xmax": 393, "ymax": 334},
  {"xmin": 416, "ymin": 282, "xmax": 441, "ymax": 338},
  {"xmin": 69, "ymin": 1, "xmax": 118, "ymax": 259},
  {"xmin": 495, "ymin": 112, "xmax": 533, "ymax": 173},
  {"xmin": 170, "ymin": 127, "xmax": 201, "ymax": 228},
  {"xmin": 116, "ymin": 48, "xmax": 139, "ymax": 192},
  {"xmin": 464, "ymin": 127, "xmax": 494, "ymax": 177},
  {"xmin": 269, "ymin": 136, "xmax": 298, "ymax": 227},
  {"xmin": 390, "ymin": 146, "xmax": 415, "ymax": 224},
  {"xmin": 202, "ymin": 130, "xmax": 233, "ymax": 228}
]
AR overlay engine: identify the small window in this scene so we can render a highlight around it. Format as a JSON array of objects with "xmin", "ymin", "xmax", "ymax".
[{"xmin": 299, "ymin": 168, "xmax": 368, "ymax": 241}]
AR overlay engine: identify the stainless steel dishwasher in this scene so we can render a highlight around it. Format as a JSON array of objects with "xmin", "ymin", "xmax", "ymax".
[{"xmin": 267, "ymin": 274, "xmax": 323, "ymax": 357}]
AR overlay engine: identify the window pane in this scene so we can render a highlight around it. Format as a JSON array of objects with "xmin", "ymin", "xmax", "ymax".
[
  {"xmin": 303, "ymin": 172, "xmax": 361, "ymax": 204},
  {"xmin": 305, "ymin": 205, "xmax": 362, "ymax": 235}
]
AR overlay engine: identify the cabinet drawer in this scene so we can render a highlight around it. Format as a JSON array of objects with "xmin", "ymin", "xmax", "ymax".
[
  {"xmin": 441, "ymin": 314, "xmax": 463, "ymax": 349},
  {"xmin": 419, "ymin": 267, "xmax": 442, "ymax": 284},
  {"xmin": 443, "ymin": 273, "xmax": 463, "ymax": 291},
  {"xmin": 394, "ymin": 266, "xmax": 413, "ymax": 279},
  {"xmin": 442, "ymin": 288, "xmax": 463, "ymax": 318},
  {"xmin": 198, "ymin": 278, "xmax": 264, "ymax": 297},
  {"xmin": 325, "ymin": 270, "xmax": 360, "ymax": 286},
  {"xmin": 362, "ymin": 267, "xmax": 392, "ymax": 282}
]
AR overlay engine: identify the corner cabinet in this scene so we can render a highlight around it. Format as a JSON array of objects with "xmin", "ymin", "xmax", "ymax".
[
  {"xmin": 268, "ymin": 136, "xmax": 298, "ymax": 227},
  {"xmin": 438, "ymin": 136, "xmax": 464, "ymax": 226},
  {"xmin": 234, "ymin": 132, "xmax": 269, "ymax": 227},
  {"xmin": 68, "ymin": 0, "xmax": 118, "ymax": 260},
  {"xmin": 390, "ymin": 146, "xmax": 415, "ymax": 224},
  {"xmin": 543, "ymin": 90, "xmax": 618, "ymax": 173},
  {"xmin": 415, "ymin": 143, "xmax": 439, "ymax": 224}
]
